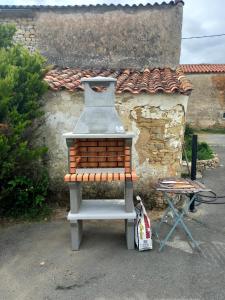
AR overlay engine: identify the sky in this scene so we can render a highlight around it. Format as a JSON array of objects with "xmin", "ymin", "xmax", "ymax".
[{"xmin": 0, "ymin": 0, "xmax": 225, "ymax": 64}]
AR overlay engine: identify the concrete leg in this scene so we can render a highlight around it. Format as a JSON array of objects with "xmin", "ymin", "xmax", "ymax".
[
  {"xmin": 70, "ymin": 220, "xmax": 83, "ymax": 251},
  {"xmin": 125, "ymin": 219, "xmax": 135, "ymax": 250},
  {"xmin": 69, "ymin": 182, "xmax": 82, "ymax": 213},
  {"xmin": 125, "ymin": 181, "xmax": 134, "ymax": 212}
]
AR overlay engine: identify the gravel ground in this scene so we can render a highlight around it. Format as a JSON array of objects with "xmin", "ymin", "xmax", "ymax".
[{"xmin": 1, "ymin": 141, "xmax": 225, "ymax": 300}]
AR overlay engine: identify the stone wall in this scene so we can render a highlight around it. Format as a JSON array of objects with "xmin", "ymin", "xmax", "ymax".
[
  {"xmin": 196, "ymin": 154, "xmax": 219, "ymax": 172},
  {"xmin": 182, "ymin": 154, "xmax": 219, "ymax": 177},
  {"xmin": 0, "ymin": 3, "xmax": 183, "ymax": 68},
  {"xmin": 37, "ymin": 91, "xmax": 188, "ymax": 207},
  {"xmin": 186, "ymin": 73, "xmax": 225, "ymax": 128},
  {"xmin": 0, "ymin": 10, "xmax": 37, "ymax": 52}
]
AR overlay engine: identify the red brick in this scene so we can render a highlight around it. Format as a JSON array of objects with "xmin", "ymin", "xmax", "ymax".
[
  {"xmin": 102, "ymin": 151, "xmax": 117, "ymax": 157},
  {"xmin": 83, "ymin": 174, "xmax": 89, "ymax": 181},
  {"xmin": 71, "ymin": 174, "xmax": 77, "ymax": 181},
  {"xmin": 80, "ymin": 141, "xmax": 98, "ymax": 146},
  {"xmin": 118, "ymin": 162, "xmax": 124, "ymax": 167},
  {"xmin": 125, "ymin": 155, "xmax": 131, "ymax": 162},
  {"xmin": 88, "ymin": 147, "xmax": 106, "ymax": 152},
  {"xmin": 76, "ymin": 174, "xmax": 83, "ymax": 181},
  {"xmin": 113, "ymin": 173, "xmax": 119, "ymax": 181},
  {"xmin": 119, "ymin": 173, "xmax": 125, "ymax": 181},
  {"xmin": 84, "ymin": 152, "xmax": 98, "ymax": 157},
  {"xmin": 107, "ymin": 173, "xmax": 113, "ymax": 181},
  {"xmin": 125, "ymin": 162, "xmax": 130, "ymax": 168},
  {"xmin": 88, "ymin": 156, "xmax": 106, "ymax": 162},
  {"xmin": 86, "ymin": 138, "xmax": 102, "ymax": 142},
  {"xmin": 107, "ymin": 155, "xmax": 124, "ymax": 162},
  {"xmin": 107, "ymin": 146, "xmax": 124, "ymax": 152},
  {"xmin": 125, "ymin": 173, "xmax": 132, "ymax": 180},
  {"xmin": 80, "ymin": 157, "xmax": 87, "ymax": 162},
  {"xmin": 95, "ymin": 173, "xmax": 101, "ymax": 181},
  {"xmin": 71, "ymin": 144, "xmax": 79, "ymax": 150},
  {"xmin": 101, "ymin": 173, "xmax": 107, "ymax": 181},
  {"xmin": 64, "ymin": 174, "xmax": 71, "ymax": 182},
  {"xmin": 70, "ymin": 168, "xmax": 76, "ymax": 173},
  {"xmin": 107, "ymin": 157, "xmax": 116, "ymax": 162},
  {"xmin": 117, "ymin": 141, "xmax": 124, "ymax": 146},
  {"xmin": 99, "ymin": 162, "xmax": 118, "ymax": 168},
  {"xmin": 75, "ymin": 157, "xmax": 81, "ymax": 164},
  {"xmin": 98, "ymin": 141, "xmax": 118, "ymax": 147},
  {"xmin": 79, "ymin": 147, "xmax": 87, "ymax": 152},
  {"xmin": 89, "ymin": 173, "xmax": 95, "ymax": 181},
  {"xmin": 124, "ymin": 149, "xmax": 131, "ymax": 155},
  {"xmin": 70, "ymin": 162, "xmax": 76, "ymax": 168},
  {"xmin": 79, "ymin": 162, "xmax": 98, "ymax": 168},
  {"xmin": 70, "ymin": 150, "xmax": 77, "ymax": 156}
]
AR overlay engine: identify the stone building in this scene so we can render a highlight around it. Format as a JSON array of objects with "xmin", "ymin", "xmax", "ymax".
[
  {"xmin": 0, "ymin": 1, "xmax": 192, "ymax": 206},
  {"xmin": 0, "ymin": 1, "xmax": 184, "ymax": 69},
  {"xmin": 181, "ymin": 64, "xmax": 225, "ymax": 128},
  {"xmin": 42, "ymin": 67, "xmax": 192, "ymax": 206}
]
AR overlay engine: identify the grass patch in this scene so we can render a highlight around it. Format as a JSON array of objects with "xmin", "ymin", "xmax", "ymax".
[{"xmin": 183, "ymin": 125, "xmax": 214, "ymax": 161}]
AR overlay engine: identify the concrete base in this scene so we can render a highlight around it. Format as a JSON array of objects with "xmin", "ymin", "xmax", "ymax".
[
  {"xmin": 70, "ymin": 218, "xmax": 134, "ymax": 251},
  {"xmin": 69, "ymin": 182, "xmax": 82, "ymax": 213},
  {"xmin": 125, "ymin": 181, "xmax": 134, "ymax": 212},
  {"xmin": 68, "ymin": 200, "xmax": 135, "ymax": 250},
  {"xmin": 67, "ymin": 200, "xmax": 135, "ymax": 221},
  {"xmin": 70, "ymin": 220, "xmax": 83, "ymax": 251},
  {"xmin": 67, "ymin": 180, "xmax": 135, "ymax": 250},
  {"xmin": 125, "ymin": 219, "xmax": 135, "ymax": 250}
]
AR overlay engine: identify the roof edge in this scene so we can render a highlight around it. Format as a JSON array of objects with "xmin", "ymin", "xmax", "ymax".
[
  {"xmin": 181, "ymin": 64, "xmax": 225, "ymax": 74},
  {"xmin": 0, "ymin": 1, "xmax": 184, "ymax": 10},
  {"xmin": 44, "ymin": 66, "xmax": 192, "ymax": 96}
]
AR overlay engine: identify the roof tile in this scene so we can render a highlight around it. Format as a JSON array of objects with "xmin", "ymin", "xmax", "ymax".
[
  {"xmin": 44, "ymin": 67, "xmax": 192, "ymax": 95},
  {"xmin": 181, "ymin": 64, "xmax": 225, "ymax": 74}
]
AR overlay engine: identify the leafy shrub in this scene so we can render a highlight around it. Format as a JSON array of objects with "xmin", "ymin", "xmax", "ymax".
[
  {"xmin": 183, "ymin": 124, "xmax": 214, "ymax": 161},
  {"xmin": 0, "ymin": 24, "xmax": 49, "ymax": 218},
  {"xmin": 197, "ymin": 142, "xmax": 213, "ymax": 160},
  {"xmin": 0, "ymin": 24, "xmax": 16, "ymax": 48}
]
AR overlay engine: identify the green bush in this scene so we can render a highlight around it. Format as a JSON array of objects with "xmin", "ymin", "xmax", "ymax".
[
  {"xmin": 0, "ymin": 24, "xmax": 49, "ymax": 218},
  {"xmin": 183, "ymin": 124, "xmax": 214, "ymax": 161}
]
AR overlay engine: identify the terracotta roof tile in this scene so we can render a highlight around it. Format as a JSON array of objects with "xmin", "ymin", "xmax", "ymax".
[
  {"xmin": 181, "ymin": 64, "xmax": 225, "ymax": 74},
  {"xmin": 44, "ymin": 67, "xmax": 192, "ymax": 95}
]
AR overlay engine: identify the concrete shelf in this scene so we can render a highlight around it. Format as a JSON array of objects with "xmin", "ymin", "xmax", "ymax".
[
  {"xmin": 67, "ymin": 199, "xmax": 136, "ymax": 221},
  {"xmin": 63, "ymin": 132, "xmax": 134, "ymax": 139}
]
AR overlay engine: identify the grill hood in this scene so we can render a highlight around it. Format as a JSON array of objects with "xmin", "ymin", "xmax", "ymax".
[{"xmin": 73, "ymin": 77, "xmax": 125, "ymax": 134}]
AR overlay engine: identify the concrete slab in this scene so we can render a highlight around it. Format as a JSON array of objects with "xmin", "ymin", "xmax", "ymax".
[
  {"xmin": 1, "ymin": 145, "xmax": 225, "ymax": 299},
  {"xmin": 198, "ymin": 133, "xmax": 225, "ymax": 146}
]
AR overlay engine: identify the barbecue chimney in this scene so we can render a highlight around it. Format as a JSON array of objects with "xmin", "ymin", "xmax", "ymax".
[{"xmin": 63, "ymin": 77, "xmax": 137, "ymax": 250}]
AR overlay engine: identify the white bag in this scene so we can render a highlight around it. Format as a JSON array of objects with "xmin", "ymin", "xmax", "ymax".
[{"xmin": 135, "ymin": 196, "xmax": 153, "ymax": 251}]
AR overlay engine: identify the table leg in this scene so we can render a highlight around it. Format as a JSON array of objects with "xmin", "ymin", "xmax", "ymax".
[
  {"xmin": 159, "ymin": 212, "xmax": 182, "ymax": 251},
  {"xmin": 154, "ymin": 206, "xmax": 171, "ymax": 240},
  {"xmin": 161, "ymin": 194, "xmax": 199, "ymax": 250}
]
